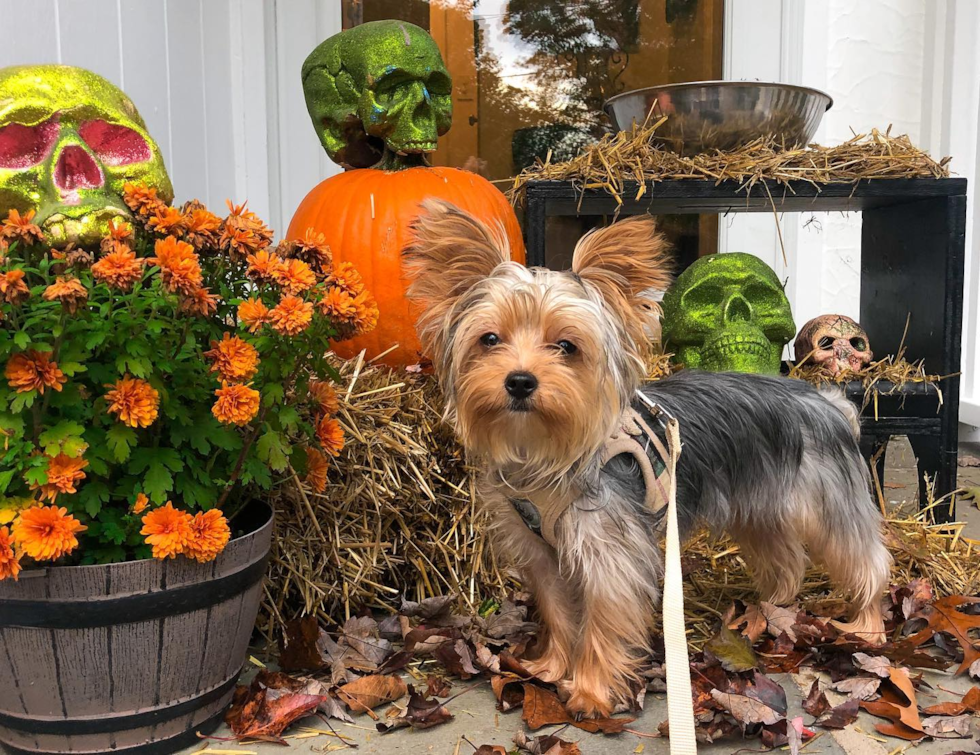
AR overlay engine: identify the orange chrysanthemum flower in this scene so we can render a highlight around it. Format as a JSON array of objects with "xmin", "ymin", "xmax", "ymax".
[
  {"xmin": 104, "ymin": 218, "xmax": 134, "ymax": 243},
  {"xmin": 309, "ymin": 379, "xmax": 340, "ymax": 416},
  {"xmin": 179, "ymin": 286, "xmax": 218, "ymax": 317},
  {"xmin": 316, "ymin": 416, "xmax": 345, "ymax": 457},
  {"xmin": 33, "ymin": 453, "xmax": 88, "ymax": 502},
  {"xmin": 238, "ymin": 298, "xmax": 272, "ymax": 333},
  {"xmin": 91, "ymin": 246, "xmax": 145, "ymax": 291},
  {"xmin": 275, "ymin": 258, "xmax": 317, "ymax": 294},
  {"xmin": 212, "ymin": 383, "xmax": 261, "ymax": 426},
  {"xmin": 318, "ymin": 286, "xmax": 357, "ymax": 323},
  {"xmin": 326, "ymin": 261, "xmax": 366, "ymax": 296},
  {"xmin": 105, "ymin": 376, "xmax": 160, "ymax": 428},
  {"xmin": 185, "ymin": 509, "xmax": 231, "ymax": 563},
  {"xmin": 305, "ymin": 446, "xmax": 328, "ymax": 494},
  {"xmin": 1, "ymin": 208, "xmax": 45, "ymax": 245},
  {"xmin": 0, "ymin": 526, "xmax": 21, "ymax": 581},
  {"xmin": 0, "ymin": 269, "xmax": 30, "ymax": 305},
  {"xmin": 43, "ymin": 276, "xmax": 88, "ymax": 313},
  {"xmin": 132, "ymin": 493, "xmax": 150, "ymax": 515},
  {"xmin": 289, "ymin": 228, "xmax": 333, "ymax": 273},
  {"xmin": 12, "ymin": 505, "xmax": 87, "ymax": 561},
  {"xmin": 122, "ymin": 183, "xmax": 166, "ymax": 217},
  {"xmin": 351, "ymin": 290, "xmax": 379, "ymax": 335},
  {"xmin": 5, "ymin": 351, "xmax": 66, "ymax": 394},
  {"xmin": 270, "ymin": 295, "xmax": 313, "ymax": 336},
  {"xmin": 182, "ymin": 205, "xmax": 222, "ymax": 248},
  {"xmin": 147, "ymin": 205, "xmax": 185, "ymax": 236},
  {"xmin": 153, "ymin": 236, "xmax": 202, "ymax": 295},
  {"xmin": 140, "ymin": 502, "xmax": 193, "ymax": 560},
  {"xmin": 245, "ymin": 250, "xmax": 284, "ymax": 285},
  {"xmin": 221, "ymin": 200, "xmax": 273, "ymax": 259},
  {"xmin": 204, "ymin": 333, "xmax": 260, "ymax": 382}
]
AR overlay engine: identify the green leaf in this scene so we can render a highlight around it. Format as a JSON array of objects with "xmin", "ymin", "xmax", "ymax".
[
  {"xmin": 58, "ymin": 361, "xmax": 86, "ymax": 377},
  {"xmin": 78, "ymin": 481, "xmax": 111, "ymax": 518},
  {"xmin": 278, "ymin": 406, "xmax": 301, "ymax": 432},
  {"xmin": 144, "ymin": 461, "xmax": 174, "ymax": 503},
  {"xmin": 106, "ymin": 424, "xmax": 138, "ymax": 463},
  {"xmin": 9, "ymin": 390, "xmax": 36, "ymax": 413},
  {"xmin": 0, "ymin": 470, "xmax": 14, "ymax": 494},
  {"xmin": 256, "ymin": 430, "xmax": 290, "ymax": 472},
  {"xmin": 38, "ymin": 420, "xmax": 86, "ymax": 456},
  {"xmin": 13, "ymin": 331, "xmax": 30, "ymax": 349},
  {"xmin": 24, "ymin": 466, "xmax": 47, "ymax": 487}
]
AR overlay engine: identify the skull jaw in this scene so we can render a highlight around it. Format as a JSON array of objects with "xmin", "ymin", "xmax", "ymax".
[{"xmin": 689, "ymin": 324, "xmax": 784, "ymax": 374}]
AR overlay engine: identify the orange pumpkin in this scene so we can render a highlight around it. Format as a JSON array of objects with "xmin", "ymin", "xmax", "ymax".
[{"xmin": 287, "ymin": 166, "xmax": 525, "ymax": 366}]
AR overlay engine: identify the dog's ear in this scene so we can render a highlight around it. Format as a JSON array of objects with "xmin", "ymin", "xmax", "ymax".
[
  {"xmin": 404, "ymin": 199, "xmax": 510, "ymax": 362},
  {"xmin": 571, "ymin": 214, "xmax": 672, "ymax": 298},
  {"xmin": 571, "ymin": 215, "xmax": 672, "ymax": 349}
]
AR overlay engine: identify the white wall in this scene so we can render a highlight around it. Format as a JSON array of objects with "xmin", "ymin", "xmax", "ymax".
[{"xmin": 0, "ymin": 0, "xmax": 343, "ymax": 235}]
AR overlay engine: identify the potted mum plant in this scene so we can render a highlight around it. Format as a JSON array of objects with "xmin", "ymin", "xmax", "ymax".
[{"xmin": 0, "ymin": 190, "xmax": 376, "ymax": 753}]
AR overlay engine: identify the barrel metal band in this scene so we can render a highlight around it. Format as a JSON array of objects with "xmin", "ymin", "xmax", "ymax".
[
  {"xmin": 0, "ymin": 556, "xmax": 268, "ymax": 629},
  {"xmin": 0, "ymin": 672, "xmax": 238, "ymax": 735}
]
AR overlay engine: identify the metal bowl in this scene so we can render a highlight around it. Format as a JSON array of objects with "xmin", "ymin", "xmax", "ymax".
[{"xmin": 604, "ymin": 81, "xmax": 832, "ymax": 156}]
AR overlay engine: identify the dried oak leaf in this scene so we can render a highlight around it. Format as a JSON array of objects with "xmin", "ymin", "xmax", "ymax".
[
  {"xmin": 710, "ymin": 689, "xmax": 782, "ymax": 726},
  {"xmin": 802, "ymin": 679, "xmax": 831, "ymax": 718},
  {"xmin": 704, "ymin": 624, "xmax": 759, "ymax": 672},
  {"xmin": 921, "ymin": 687, "xmax": 980, "ymax": 716},
  {"xmin": 336, "ymin": 674, "xmax": 408, "ymax": 715},
  {"xmin": 521, "ymin": 684, "xmax": 633, "ymax": 734},
  {"xmin": 434, "ymin": 638, "xmax": 481, "ymax": 679},
  {"xmin": 514, "ymin": 728, "xmax": 583, "ymax": 754},
  {"xmin": 278, "ymin": 615, "xmax": 323, "ymax": 672},
  {"xmin": 226, "ymin": 670, "xmax": 326, "ymax": 740},
  {"xmin": 831, "ymin": 676, "xmax": 882, "ymax": 701},
  {"xmin": 891, "ymin": 578, "xmax": 934, "ymax": 620},
  {"xmin": 921, "ymin": 714, "xmax": 973, "ymax": 739},
  {"xmin": 474, "ymin": 747, "xmax": 508, "ymax": 755},
  {"xmin": 728, "ymin": 602, "xmax": 767, "ymax": 643},
  {"xmin": 476, "ymin": 598, "xmax": 538, "ymax": 641},
  {"xmin": 491, "ymin": 674, "xmax": 526, "ymax": 712},
  {"xmin": 760, "ymin": 602, "xmax": 799, "ymax": 643},
  {"xmin": 399, "ymin": 593, "xmax": 457, "ymax": 620},
  {"xmin": 861, "ymin": 667, "xmax": 926, "ymax": 740},
  {"xmin": 377, "ymin": 685, "xmax": 454, "ymax": 732},
  {"xmin": 853, "ymin": 652, "xmax": 894, "ymax": 678},
  {"xmin": 907, "ymin": 595, "xmax": 980, "ymax": 674},
  {"xmin": 818, "ymin": 698, "xmax": 860, "ymax": 729},
  {"xmin": 425, "ymin": 674, "xmax": 452, "ymax": 698}
]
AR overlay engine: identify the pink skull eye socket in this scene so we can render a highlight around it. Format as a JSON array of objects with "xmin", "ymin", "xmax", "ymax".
[
  {"xmin": 0, "ymin": 119, "xmax": 59, "ymax": 169},
  {"xmin": 78, "ymin": 120, "xmax": 151, "ymax": 166}
]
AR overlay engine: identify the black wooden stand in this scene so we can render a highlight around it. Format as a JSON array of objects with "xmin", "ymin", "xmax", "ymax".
[{"xmin": 523, "ymin": 178, "xmax": 967, "ymax": 521}]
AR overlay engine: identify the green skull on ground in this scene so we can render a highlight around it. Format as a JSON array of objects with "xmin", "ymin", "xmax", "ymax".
[
  {"xmin": 302, "ymin": 20, "xmax": 453, "ymax": 170},
  {"xmin": 661, "ymin": 253, "xmax": 796, "ymax": 374}
]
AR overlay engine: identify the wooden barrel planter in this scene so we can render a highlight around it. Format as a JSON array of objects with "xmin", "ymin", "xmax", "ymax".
[{"xmin": 0, "ymin": 502, "xmax": 273, "ymax": 755}]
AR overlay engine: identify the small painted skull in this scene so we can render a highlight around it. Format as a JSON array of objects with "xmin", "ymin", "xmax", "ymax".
[
  {"xmin": 794, "ymin": 314, "xmax": 872, "ymax": 376},
  {"xmin": 0, "ymin": 64, "xmax": 173, "ymax": 247},
  {"xmin": 302, "ymin": 20, "xmax": 453, "ymax": 168},
  {"xmin": 661, "ymin": 252, "xmax": 796, "ymax": 374}
]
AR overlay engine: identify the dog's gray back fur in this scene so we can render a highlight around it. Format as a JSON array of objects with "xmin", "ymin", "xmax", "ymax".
[{"xmin": 598, "ymin": 371, "xmax": 874, "ymax": 539}]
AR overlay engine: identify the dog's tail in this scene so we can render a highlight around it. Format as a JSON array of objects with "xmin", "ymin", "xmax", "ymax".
[{"xmin": 818, "ymin": 386, "xmax": 861, "ymax": 440}]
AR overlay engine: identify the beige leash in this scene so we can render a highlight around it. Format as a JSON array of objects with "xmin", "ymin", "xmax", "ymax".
[{"xmin": 663, "ymin": 418, "xmax": 697, "ymax": 754}]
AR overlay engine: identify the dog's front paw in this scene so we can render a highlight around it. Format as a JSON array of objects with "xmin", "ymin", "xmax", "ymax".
[
  {"xmin": 565, "ymin": 684, "xmax": 613, "ymax": 719},
  {"xmin": 524, "ymin": 654, "xmax": 568, "ymax": 684}
]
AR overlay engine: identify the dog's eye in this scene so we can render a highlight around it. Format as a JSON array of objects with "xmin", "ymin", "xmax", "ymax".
[
  {"xmin": 480, "ymin": 333, "xmax": 500, "ymax": 347},
  {"xmin": 556, "ymin": 339, "xmax": 577, "ymax": 355}
]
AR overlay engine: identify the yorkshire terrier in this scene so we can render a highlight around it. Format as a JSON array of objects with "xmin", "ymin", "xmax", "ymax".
[{"xmin": 404, "ymin": 200, "xmax": 892, "ymax": 718}]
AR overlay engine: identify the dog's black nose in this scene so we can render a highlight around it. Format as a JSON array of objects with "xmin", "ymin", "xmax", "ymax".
[{"xmin": 505, "ymin": 371, "xmax": 538, "ymax": 400}]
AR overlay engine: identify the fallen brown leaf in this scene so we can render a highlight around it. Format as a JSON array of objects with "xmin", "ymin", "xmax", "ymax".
[
  {"xmin": 921, "ymin": 714, "xmax": 972, "ymax": 738},
  {"xmin": 377, "ymin": 685, "xmax": 453, "ymax": 731},
  {"xmin": 853, "ymin": 652, "xmax": 893, "ymax": 678},
  {"xmin": 728, "ymin": 602, "xmax": 767, "ymax": 643},
  {"xmin": 226, "ymin": 670, "xmax": 326, "ymax": 740},
  {"xmin": 818, "ymin": 698, "xmax": 860, "ymax": 729},
  {"xmin": 760, "ymin": 602, "xmax": 799, "ymax": 643},
  {"xmin": 425, "ymin": 674, "xmax": 452, "ymax": 698},
  {"xmin": 907, "ymin": 595, "xmax": 980, "ymax": 674},
  {"xmin": 704, "ymin": 624, "xmax": 759, "ymax": 672},
  {"xmin": 802, "ymin": 679, "xmax": 830, "ymax": 718},
  {"xmin": 710, "ymin": 689, "xmax": 782, "ymax": 726},
  {"xmin": 278, "ymin": 615, "xmax": 323, "ymax": 672},
  {"xmin": 861, "ymin": 667, "xmax": 926, "ymax": 741},
  {"xmin": 521, "ymin": 684, "xmax": 633, "ymax": 734},
  {"xmin": 514, "ymin": 728, "xmax": 583, "ymax": 754},
  {"xmin": 831, "ymin": 676, "xmax": 882, "ymax": 701},
  {"xmin": 337, "ymin": 674, "xmax": 408, "ymax": 714}
]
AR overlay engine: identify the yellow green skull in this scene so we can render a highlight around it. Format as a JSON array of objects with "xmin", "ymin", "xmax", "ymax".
[
  {"xmin": 661, "ymin": 253, "xmax": 796, "ymax": 374},
  {"xmin": 0, "ymin": 64, "xmax": 173, "ymax": 247},
  {"xmin": 302, "ymin": 20, "xmax": 453, "ymax": 169}
]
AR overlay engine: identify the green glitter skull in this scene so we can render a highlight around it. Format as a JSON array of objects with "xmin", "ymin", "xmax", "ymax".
[
  {"xmin": 302, "ymin": 20, "xmax": 453, "ymax": 170},
  {"xmin": 0, "ymin": 64, "xmax": 173, "ymax": 247},
  {"xmin": 661, "ymin": 253, "xmax": 795, "ymax": 374}
]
